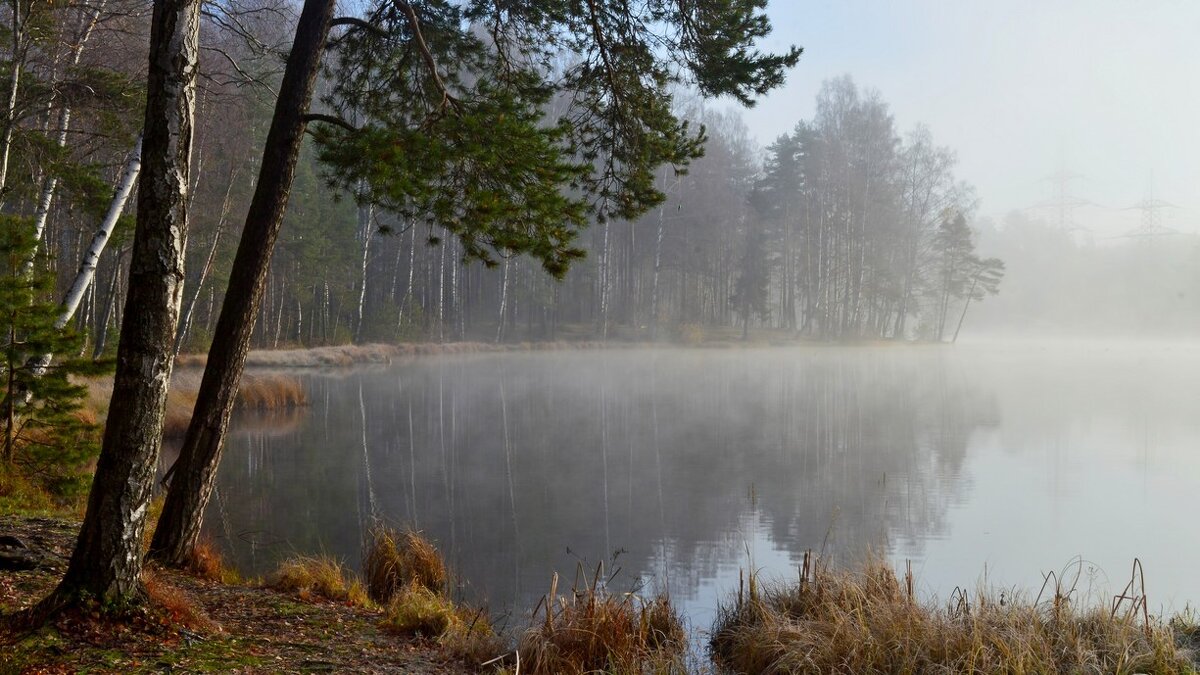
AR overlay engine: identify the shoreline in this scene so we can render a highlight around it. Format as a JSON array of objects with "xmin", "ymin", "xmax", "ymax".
[
  {"xmin": 5, "ymin": 514, "xmax": 1198, "ymax": 674},
  {"xmin": 173, "ymin": 337, "xmax": 947, "ymax": 370}
]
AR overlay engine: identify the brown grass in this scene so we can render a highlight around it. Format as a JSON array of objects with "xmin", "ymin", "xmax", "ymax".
[
  {"xmin": 518, "ymin": 564, "xmax": 687, "ymax": 675},
  {"xmin": 79, "ymin": 371, "xmax": 310, "ymax": 439},
  {"xmin": 269, "ymin": 555, "xmax": 369, "ymax": 607},
  {"xmin": 234, "ymin": 373, "xmax": 309, "ymax": 411},
  {"xmin": 379, "ymin": 583, "xmax": 502, "ymax": 662},
  {"xmin": 357, "ymin": 526, "xmax": 503, "ymax": 666},
  {"xmin": 185, "ymin": 538, "xmax": 242, "ymax": 585},
  {"xmin": 710, "ymin": 553, "xmax": 1196, "ymax": 675},
  {"xmin": 363, "ymin": 526, "xmax": 447, "ymax": 603},
  {"xmin": 141, "ymin": 569, "xmax": 216, "ymax": 632}
]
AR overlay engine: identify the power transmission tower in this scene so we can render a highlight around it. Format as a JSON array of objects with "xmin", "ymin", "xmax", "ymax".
[
  {"xmin": 1119, "ymin": 178, "xmax": 1179, "ymax": 238},
  {"xmin": 1027, "ymin": 166, "xmax": 1091, "ymax": 232}
]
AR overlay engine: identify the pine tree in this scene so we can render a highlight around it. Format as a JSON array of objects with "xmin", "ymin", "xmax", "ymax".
[
  {"xmin": 0, "ymin": 217, "xmax": 103, "ymax": 496},
  {"xmin": 731, "ymin": 218, "xmax": 771, "ymax": 339}
]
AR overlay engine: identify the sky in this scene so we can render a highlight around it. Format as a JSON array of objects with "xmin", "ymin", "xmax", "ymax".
[{"xmin": 732, "ymin": 0, "xmax": 1200, "ymax": 238}]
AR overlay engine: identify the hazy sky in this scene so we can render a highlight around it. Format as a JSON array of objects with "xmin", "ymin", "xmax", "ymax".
[{"xmin": 737, "ymin": 0, "xmax": 1200, "ymax": 237}]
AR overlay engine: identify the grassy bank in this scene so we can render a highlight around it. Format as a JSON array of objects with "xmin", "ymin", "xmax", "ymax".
[
  {"xmin": 5, "ymin": 513, "xmax": 1199, "ymax": 674},
  {"xmin": 0, "ymin": 518, "xmax": 687, "ymax": 674},
  {"xmin": 711, "ymin": 554, "xmax": 1200, "ymax": 675}
]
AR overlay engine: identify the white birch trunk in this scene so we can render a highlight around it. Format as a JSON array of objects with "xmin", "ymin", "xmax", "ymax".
[
  {"xmin": 496, "ymin": 256, "xmax": 510, "ymax": 343},
  {"xmin": 354, "ymin": 198, "xmax": 373, "ymax": 342},
  {"xmin": 14, "ymin": 136, "xmax": 142, "ymax": 389},
  {"xmin": 397, "ymin": 224, "xmax": 415, "ymax": 329},
  {"xmin": 56, "ymin": 136, "xmax": 143, "ymax": 330},
  {"xmin": 27, "ymin": 2, "xmax": 106, "ymax": 255},
  {"xmin": 436, "ymin": 237, "xmax": 445, "ymax": 341}
]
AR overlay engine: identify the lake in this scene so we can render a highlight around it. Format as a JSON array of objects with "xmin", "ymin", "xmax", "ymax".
[{"xmin": 203, "ymin": 341, "xmax": 1200, "ymax": 635}]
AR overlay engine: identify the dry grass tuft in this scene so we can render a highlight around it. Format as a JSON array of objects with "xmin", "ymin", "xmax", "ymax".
[
  {"xmin": 270, "ymin": 555, "xmax": 369, "ymax": 607},
  {"xmin": 711, "ymin": 553, "xmax": 1195, "ymax": 675},
  {"xmin": 142, "ymin": 569, "xmax": 216, "ymax": 632},
  {"xmin": 186, "ymin": 538, "xmax": 242, "ymax": 585},
  {"xmin": 363, "ymin": 526, "xmax": 502, "ymax": 665},
  {"xmin": 379, "ymin": 583, "xmax": 501, "ymax": 662},
  {"xmin": 519, "ymin": 565, "xmax": 687, "ymax": 675},
  {"xmin": 363, "ymin": 526, "xmax": 447, "ymax": 603}
]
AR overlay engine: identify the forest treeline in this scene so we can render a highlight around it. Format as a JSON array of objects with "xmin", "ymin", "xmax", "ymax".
[
  {"xmin": 1, "ymin": 1, "xmax": 1000, "ymax": 356},
  {"xmin": 1, "ymin": 0, "xmax": 809, "ymax": 620}
]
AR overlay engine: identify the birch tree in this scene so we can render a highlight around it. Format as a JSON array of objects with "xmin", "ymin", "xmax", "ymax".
[{"xmin": 40, "ymin": 0, "xmax": 199, "ymax": 610}]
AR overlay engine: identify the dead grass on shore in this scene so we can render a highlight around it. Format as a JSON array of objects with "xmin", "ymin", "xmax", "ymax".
[
  {"xmin": 269, "ymin": 528, "xmax": 504, "ymax": 667},
  {"xmin": 184, "ymin": 538, "xmax": 243, "ymax": 586},
  {"xmin": 518, "ymin": 563, "xmax": 688, "ymax": 675},
  {"xmin": 364, "ymin": 526, "xmax": 447, "ymax": 602},
  {"xmin": 174, "ymin": 340, "xmax": 652, "ymax": 369},
  {"xmin": 269, "ymin": 555, "xmax": 370, "ymax": 607},
  {"xmin": 710, "ymin": 553, "xmax": 1197, "ymax": 675},
  {"xmin": 82, "ymin": 371, "xmax": 309, "ymax": 439}
]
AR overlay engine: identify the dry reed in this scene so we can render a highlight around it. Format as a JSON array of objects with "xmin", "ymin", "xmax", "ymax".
[
  {"xmin": 518, "ymin": 563, "xmax": 687, "ymax": 675},
  {"xmin": 710, "ymin": 553, "xmax": 1196, "ymax": 675},
  {"xmin": 363, "ymin": 526, "xmax": 447, "ymax": 603}
]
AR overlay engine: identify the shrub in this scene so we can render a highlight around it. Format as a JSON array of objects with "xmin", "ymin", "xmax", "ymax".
[{"xmin": 0, "ymin": 220, "xmax": 108, "ymax": 496}]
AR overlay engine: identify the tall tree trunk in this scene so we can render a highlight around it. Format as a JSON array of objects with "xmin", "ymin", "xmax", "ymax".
[
  {"xmin": 495, "ymin": 256, "xmax": 509, "ymax": 343},
  {"xmin": 397, "ymin": 224, "xmax": 415, "ymax": 330},
  {"xmin": 650, "ymin": 193, "xmax": 666, "ymax": 339},
  {"xmin": 952, "ymin": 276, "xmax": 979, "ymax": 344},
  {"xmin": 47, "ymin": 0, "xmax": 199, "ymax": 607},
  {"xmin": 149, "ymin": 0, "xmax": 335, "ymax": 566}
]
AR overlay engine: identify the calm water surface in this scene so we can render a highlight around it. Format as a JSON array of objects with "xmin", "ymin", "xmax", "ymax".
[{"xmin": 204, "ymin": 342, "xmax": 1200, "ymax": 632}]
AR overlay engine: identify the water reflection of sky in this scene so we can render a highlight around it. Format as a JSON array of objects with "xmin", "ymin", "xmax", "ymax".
[{"xmin": 205, "ymin": 342, "xmax": 1200, "ymax": 632}]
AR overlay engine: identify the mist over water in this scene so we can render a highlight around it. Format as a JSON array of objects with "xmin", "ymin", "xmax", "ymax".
[{"xmin": 206, "ymin": 341, "xmax": 1200, "ymax": 630}]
